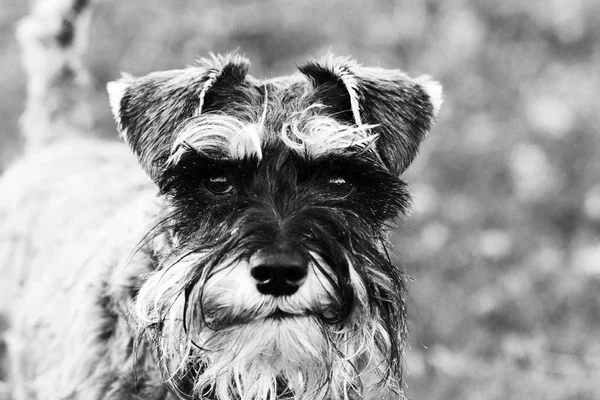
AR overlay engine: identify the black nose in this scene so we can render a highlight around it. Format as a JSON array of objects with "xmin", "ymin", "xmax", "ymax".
[{"xmin": 250, "ymin": 252, "xmax": 308, "ymax": 297}]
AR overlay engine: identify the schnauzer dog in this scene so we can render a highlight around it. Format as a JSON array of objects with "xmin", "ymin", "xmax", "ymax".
[{"xmin": 0, "ymin": 1, "xmax": 442, "ymax": 399}]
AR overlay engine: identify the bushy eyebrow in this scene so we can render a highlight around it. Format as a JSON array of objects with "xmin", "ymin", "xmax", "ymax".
[
  {"xmin": 166, "ymin": 106, "xmax": 381, "ymax": 168},
  {"xmin": 168, "ymin": 114, "xmax": 264, "ymax": 166},
  {"xmin": 279, "ymin": 105, "xmax": 379, "ymax": 157}
]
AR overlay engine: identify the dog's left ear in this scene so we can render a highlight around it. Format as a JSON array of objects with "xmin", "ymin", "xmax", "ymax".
[{"xmin": 299, "ymin": 56, "xmax": 442, "ymax": 174}]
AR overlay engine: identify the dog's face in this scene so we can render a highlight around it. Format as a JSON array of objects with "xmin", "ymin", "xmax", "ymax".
[{"xmin": 108, "ymin": 54, "xmax": 441, "ymax": 400}]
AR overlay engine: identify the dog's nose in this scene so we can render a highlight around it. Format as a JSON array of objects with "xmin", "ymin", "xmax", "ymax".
[{"xmin": 250, "ymin": 252, "xmax": 307, "ymax": 297}]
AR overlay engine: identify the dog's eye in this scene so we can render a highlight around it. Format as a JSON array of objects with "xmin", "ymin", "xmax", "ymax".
[
  {"xmin": 326, "ymin": 177, "xmax": 352, "ymax": 196},
  {"xmin": 205, "ymin": 175, "xmax": 234, "ymax": 195}
]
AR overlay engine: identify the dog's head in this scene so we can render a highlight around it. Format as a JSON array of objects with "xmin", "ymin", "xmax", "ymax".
[{"xmin": 108, "ymin": 53, "xmax": 441, "ymax": 400}]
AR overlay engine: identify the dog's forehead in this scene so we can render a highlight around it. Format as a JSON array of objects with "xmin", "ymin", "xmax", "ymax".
[
  {"xmin": 259, "ymin": 74, "xmax": 316, "ymax": 128},
  {"xmin": 168, "ymin": 73, "xmax": 378, "ymax": 165}
]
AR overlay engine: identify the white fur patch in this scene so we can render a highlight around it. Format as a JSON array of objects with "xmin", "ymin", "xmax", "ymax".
[
  {"xmin": 414, "ymin": 75, "xmax": 443, "ymax": 117},
  {"xmin": 198, "ymin": 317, "xmax": 333, "ymax": 400},
  {"xmin": 168, "ymin": 115, "xmax": 263, "ymax": 163},
  {"xmin": 197, "ymin": 68, "xmax": 220, "ymax": 115},
  {"xmin": 194, "ymin": 251, "xmax": 338, "ymax": 328},
  {"xmin": 106, "ymin": 74, "xmax": 135, "ymax": 142},
  {"xmin": 281, "ymin": 106, "xmax": 379, "ymax": 156}
]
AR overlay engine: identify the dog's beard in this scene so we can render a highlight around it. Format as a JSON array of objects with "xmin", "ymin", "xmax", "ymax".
[
  {"xmin": 190, "ymin": 317, "xmax": 359, "ymax": 400},
  {"xmin": 135, "ymin": 245, "xmax": 404, "ymax": 400}
]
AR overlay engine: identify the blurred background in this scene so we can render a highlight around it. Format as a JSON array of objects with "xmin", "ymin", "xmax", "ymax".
[{"xmin": 1, "ymin": 0, "xmax": 599, "ymax": 398}]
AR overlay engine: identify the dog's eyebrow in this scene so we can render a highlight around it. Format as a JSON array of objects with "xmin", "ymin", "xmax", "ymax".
[
  {"xmin": 168, "ymin": 149, "xmax": 259, "ymax": 172},
  {"xmin": 280, "ymin": 109, "xmax": 379, "ymax": 157},
  {"xmin": 168, "ymin": 114, "xmax": 264, "ymax": 165},
  {"xmin": 168, "ymin": 112, "xmax": 380, "ymax": 166}
]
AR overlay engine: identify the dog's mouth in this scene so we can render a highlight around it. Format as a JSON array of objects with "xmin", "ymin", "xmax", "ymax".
[
  {"xmin": 264, "ymin": 309, "xmax": 307, "ymax": 320},
  {"xmin": 202, "ymin": 308, "xmax": 318, "ymax": 329}
]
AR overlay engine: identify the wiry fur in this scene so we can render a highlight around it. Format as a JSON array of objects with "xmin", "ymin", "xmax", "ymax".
[
  {"xmin": 169, "ymin": 105, "xmax": 379, "ymax": 165},
  {"xmin": 0, "ymin": 1, "xmax": 442, "ymax": 400},
  {"xmin": 133, "ymin": 234, "xmax": 402, "ymax": 400}
]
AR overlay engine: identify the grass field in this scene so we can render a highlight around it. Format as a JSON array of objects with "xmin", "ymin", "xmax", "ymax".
[{"xmin": 1, "ymin": 0, "xmax": 599, "ymax": 398}]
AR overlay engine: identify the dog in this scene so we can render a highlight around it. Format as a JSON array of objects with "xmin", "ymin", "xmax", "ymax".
[{"xmin": 0, "ymin": 1, "xmax": 442, "ymax": 399}]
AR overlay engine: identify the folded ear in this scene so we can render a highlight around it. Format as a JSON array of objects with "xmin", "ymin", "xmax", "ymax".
[
  {"xmin": 107, "ymin": 53, "xmax": 253, "ymax": 182},
  {"xmin": 299, "ymin": 55, "xmax": 442, "ymax": 174}
]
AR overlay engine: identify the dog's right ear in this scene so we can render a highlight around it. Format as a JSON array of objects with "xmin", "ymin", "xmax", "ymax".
[{"xmin": 107, "ymin": 54, "xmax": 252, "ymax": 183}]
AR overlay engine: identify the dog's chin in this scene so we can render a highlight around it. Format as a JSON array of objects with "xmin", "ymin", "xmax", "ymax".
[
  {"xmin": 205, "ymin": 314, "xmax": 327, "ymax": 368},
  {"xmin": 188, "ymin": 315, "xmax": 339, "ymax": 400}
]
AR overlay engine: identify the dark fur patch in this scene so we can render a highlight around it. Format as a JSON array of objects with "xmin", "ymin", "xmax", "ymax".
[
  {"xmin": 0, "ymin": 313, "xmax": 8, "ymax": 384},
  {"xmin": 56, "ymin": 18, "xmax": 74, "ymax": 47},
  {"xmin": 72, "ymin": 0, "xmax": 90, "ymax": 15},
  {"xmin": 55, "ymin": 0, "xmax": 91, "ymax": 48},
  {"xmin": 358, "ymin": 70, "xmax": 435, "ymax": 173},
  {"xmin": 297, "ymin": 63, "xmax": 356, "ymax": 123}
]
